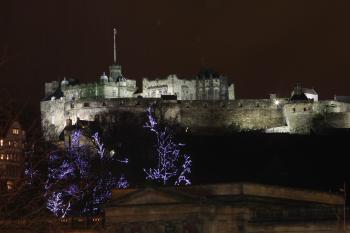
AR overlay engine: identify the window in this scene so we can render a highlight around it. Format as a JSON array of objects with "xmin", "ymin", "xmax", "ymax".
[
  {"xmin": 214, "ymin": 89, "xmax": 219, "ymax": 99},
  {"xmin": 83, "ymin": 102, "xmax": 90, "ymax": 107},
  {"xmin": 7, "ymin": 181, "xmax": 14, "ymax": 191},
  {"xmin": 151, "ymin": 90, "xmax": 156, "ymax": 97},
  {"xmin": 12, "ymin": 128, "xmax": 20, "ymax": 135},
  {"xmin": 0, "ymin": 139, "xmax": 3, "ymax": 147},
  {"xmin": 14, "ymin": 141, "xmax": 17, "ymax": 147},
  {"xmin": 8, "ymin": 141, "xmax": 11, "ymax": 146},
  {"xmin": 6, "ymin": 154, "xmax": 9, "ymax": 160},
  {"xmin": 0, "ymin": 154, "xmax": 3, "ymax": 160}
]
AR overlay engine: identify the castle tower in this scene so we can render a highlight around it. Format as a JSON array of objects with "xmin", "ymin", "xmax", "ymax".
[
  {"xmin": 109, "ymin": 28, "xmax": 123, "ymax": 82},
  {"xmin": 100, "ymin": 72, "xmax": 109, "ymax": 83}
]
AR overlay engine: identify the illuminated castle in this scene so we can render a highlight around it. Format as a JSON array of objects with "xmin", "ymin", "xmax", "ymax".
[{"xmin": 40, "ymin": 30, "xmax": 350, "ymax": 141}]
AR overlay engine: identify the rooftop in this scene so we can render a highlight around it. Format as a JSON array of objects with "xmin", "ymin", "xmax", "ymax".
[{"xmin": 111, "ymin": 182, "xmax": 343, "ymax": 206}]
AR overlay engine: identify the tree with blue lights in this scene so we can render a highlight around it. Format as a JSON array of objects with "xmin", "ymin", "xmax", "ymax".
[
  {"xmin": 143, "ymin": 105, "xmax": 191, "ymax": 186},
  {"xmin": 45, "ymin": 130, "xmax": 128, "ymax": 218}
]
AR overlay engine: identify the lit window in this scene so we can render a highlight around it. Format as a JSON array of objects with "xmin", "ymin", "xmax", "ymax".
[
  {"xmin": 51, "ymin": 116, "xmax": 55, "ymax": 124},
  {"xmin": 7, "ymin": 181, "xmax": 14, "ymax": 191},
  {"xmin": 6, "ymin": 154, "xmax": 9, "ymax": 160},
  {"xmin": 0, "ymin": 139, "xmax": 3, "ymax": 146},
  {"xmin": 14, "ymin": 141, "xmax": 17, "ymax": 147},
  {"xmin": 12, "ymin": 128, "xmax": 20, "ymax": 135},
  {"xmin": 0, "ymin": 154, "xmax": 3, "ymax": 160},
  {"xmin": 8, "ymin": 141, "xmax": 11, "ymax": 146}
]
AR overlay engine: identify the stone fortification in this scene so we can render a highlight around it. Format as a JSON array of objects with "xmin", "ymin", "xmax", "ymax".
[{"xmin": 41, "ymin": 95, "xmax": 350, "ymax": 141}]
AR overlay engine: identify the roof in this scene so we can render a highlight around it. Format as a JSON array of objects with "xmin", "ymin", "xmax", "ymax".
[
  {"xmin": 110, "ymin": 183, "xmax": 343, "ymax": 206},
  {"xmin": 42, "ymin": 87, "xmax": 64, "ymax": 101},
  {"xmin": 302, "ymin": 88, "xmax": 318, "ymax": 95},
  {"xmin": 290, "ymin": 84, "xmax": 309, "ymax": 101},
  {"xmin": 290, "ymin": 92, "xmax": 308, "ymax": 101},
  {"xmin": 0, "ymin": 120, "xmax": 22, "ymax": 138}
]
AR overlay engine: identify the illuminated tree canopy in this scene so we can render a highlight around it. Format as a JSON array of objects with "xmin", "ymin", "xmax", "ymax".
[
  {"xmin": 45, "ymin": 130, "xmax": 128, "ymax": 218},
  {"xmin": 143, "ymin": 105, "xmax": 191, "ymax": 186}
]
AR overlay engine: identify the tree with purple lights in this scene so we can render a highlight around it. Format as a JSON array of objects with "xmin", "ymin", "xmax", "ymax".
[
  {"xmin": 143, "ymin": 105, "xmax": 191, "ymax": 186},
  {"xmin": 45, "ymin": 130, "xmax": 128, "ymax": 218}
]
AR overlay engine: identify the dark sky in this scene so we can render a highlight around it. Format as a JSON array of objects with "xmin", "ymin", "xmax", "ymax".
[{"xmin": 1, "ymin": 0, "xmax": 350, "ymax": 104}]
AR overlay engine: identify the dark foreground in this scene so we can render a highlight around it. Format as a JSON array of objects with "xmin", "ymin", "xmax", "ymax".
[{"xmin": 122, "ymin": 130, "xmax": 350, "ymax": 191}]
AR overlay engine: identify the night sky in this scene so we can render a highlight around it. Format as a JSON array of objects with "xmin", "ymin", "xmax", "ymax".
[{"xmin": 1, "ymin": 0, "xmax": 350, "ymax": 104}]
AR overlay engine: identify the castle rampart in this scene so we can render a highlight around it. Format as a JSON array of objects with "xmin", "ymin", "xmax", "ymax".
[
  {"xmin": 41, "ymin": 95, "xmax": 350, "ymax": 141},
  {"xmin": 40, "ymin": 96, "xmax": 346, "ymax": 141}
]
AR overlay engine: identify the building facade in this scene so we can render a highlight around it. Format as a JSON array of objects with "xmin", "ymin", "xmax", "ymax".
[
  {"xmin": 45, "ymin": 67, "xmax": 234, "ymax": 102},
  {"xmin": 142, "ymin": 75, "xmax": 197, "ymax": 100},
  {"xmin": 40, "ymin": 45, "xmax": 350, "ymax": 142},
  {"xmin": 103, "ymin": 183, "xmax": 344, "ymax": 233},
  {"xmin": 45, "ymin": 64, "xmax": 137, "ymax": 102},
  {"xmin": 195, "ymin": 69, "xmax": 234, "ymax": 100},
  {"xmin": 141, "ymin": 70, "xmax": 235, "ymax": 101},
  {"xmin": 0, "ymin": 121, "xmax": 26, "ymax": 191}
]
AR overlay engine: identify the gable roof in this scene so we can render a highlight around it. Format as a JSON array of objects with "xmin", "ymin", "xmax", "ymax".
[
  {"xmin": 290, "ymin": 92, "xmax": 308, "ymax": 101},
  {"xmin": 108, "ymin": 183, "xmax": 343, "ymax": 207},
  {"xmin": 109, "ymin": 187, "xmax": 202, "ymax": 207}
]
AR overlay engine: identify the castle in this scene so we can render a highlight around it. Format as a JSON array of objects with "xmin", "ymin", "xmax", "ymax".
[
  {"xmin": 41, "ymin": 64, "xmax": 350, "ymax": 141},
  {"xmin": 40, "ymin": 32, "xmax": 350, "ymax": 141}
]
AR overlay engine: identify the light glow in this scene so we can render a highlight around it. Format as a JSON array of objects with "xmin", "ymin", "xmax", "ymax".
[
  {"xmin": 143, "ymin": 105, "xmax": 191, "ymax": 186},
  {"xmin": 45, "ymin": 130, "xmax": 128, "ymax": 218}
]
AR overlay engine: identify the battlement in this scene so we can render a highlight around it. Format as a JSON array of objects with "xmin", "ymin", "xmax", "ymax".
[
  {"xmin": 60, "ymin": 98, "xmax": 285, "ymax": 109},
  {"xmin": 40, "ymin": 94, "xmax": 350, "ymax": 141}
]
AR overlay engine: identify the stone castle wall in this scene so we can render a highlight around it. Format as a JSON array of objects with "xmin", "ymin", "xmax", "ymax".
[
  {"xmin": 283, "ymin": 101, "xmax": 350, "ymax": 134},
  {"xmin": 172, "ymin": 99, "xmax": 285, "ymax": 132},
  {"xmin": 41, "ymin": 98, "xmax": 350, "ymax": 141}
]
